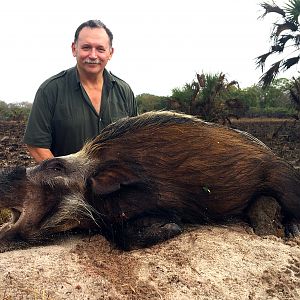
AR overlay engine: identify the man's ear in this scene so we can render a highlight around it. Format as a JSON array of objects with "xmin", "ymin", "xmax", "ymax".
[
  {"xmin": 109, "ymin": 47, "xmax": 114, "ymax": 60},
  {"xmin": 71, "ymin": 42, "xmax": 77, "ymax": 57},
  {"xmin": 89, "ymin": 167, "xmax": 140, "ymax": 195}
]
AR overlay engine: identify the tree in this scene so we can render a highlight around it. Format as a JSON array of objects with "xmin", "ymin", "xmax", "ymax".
[
  {"xmin": 169, "ymin": 82, "xmax": 199, "ymax": 114},
  {"xmin": 262, "ymin": 78, "xmax": 291, "ymax": 107},
  {"xmin": 238, "ymin": 79, "xmax": 294, "ymax": 117},
  {"xmin": 0, "ymin": 101, "xmax": 32, "ymax": 121},
  {"xmin": 0, "ymin": 101, "xmax": 9, "ymax": 120},
  {"xmin": 257, "ymin": 0, "xmax": 300, "ymax": 86},
  {"xmin": 167, "ymin": 72, "xmax": 247, "ymax": 124},
  {"xmin": 289, "ymin": 77, "xmax": 300, "ymax": 119},
  {"xmin": 136, "ymin": 94, "xmax": 167, "ymax": 112}
]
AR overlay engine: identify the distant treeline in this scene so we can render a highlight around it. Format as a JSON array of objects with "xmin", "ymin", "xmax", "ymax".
[
  {"xmin": 1, "ymin": 75, "xmax": 300, "ymax": 123},
  {"xmin": 137, "ymin": 75, "xmax": 300, "ymax": 123},
  {"xmin": 0, "ymin": 101, "xmax": 32, "ymax": 121}
]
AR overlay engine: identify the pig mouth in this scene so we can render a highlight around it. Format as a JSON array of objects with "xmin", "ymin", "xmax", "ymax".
[
  {"xmin": 0, "ymin": 206, "xmax": 79, "ymax": 242},
  {"xmin": 9, "ymin": 208, "xmax": 22, "ymax": 223},
  {"xmin": 0, "ymin": 207, "xmax": 22, "ymax": 225},
  {"xmin": 0, "ymin": 207, "xmax": 24, "ymax": 240}
]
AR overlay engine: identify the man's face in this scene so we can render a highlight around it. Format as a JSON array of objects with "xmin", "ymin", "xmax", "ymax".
[{"xmin": 72, "ymin": 27, "xmax": 114, "ymax": 76}]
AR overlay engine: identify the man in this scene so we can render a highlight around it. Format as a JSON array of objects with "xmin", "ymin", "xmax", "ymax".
[{"xmin": 24, "ymin": 20, "xmax": 138, "ymax": 162}]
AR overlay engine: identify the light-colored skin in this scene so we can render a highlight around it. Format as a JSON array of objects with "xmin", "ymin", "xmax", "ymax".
[
  {"xmin": 27, "ymin": 146, "xmax": 54, "ymax": 163},
  {"xmin": 27, "ymin": 27, "xmax": 114, "ymax": 163}
]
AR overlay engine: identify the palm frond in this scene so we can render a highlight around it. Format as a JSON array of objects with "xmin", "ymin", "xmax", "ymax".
[
  {"xmin": 227, "ymin": 80, "xmax": 240, "ymax": 89},
  {"xmin": 259, "ymin": 2, "xmax": 286, "ymax": 18},
  {"xmin": 271, "ymin": 44, "xmax": 285, "ymax": 52},
  {"xmin": 255, "ymin": 52, "xmax": 273, "ymax": 71},
  {"xmin": 282, "ymin": 55, "xmax": 300, "ymax": 70},
  {"xmin": 273, "ymin": 20, "xmax": 298, "ymax": 37},
  {"xmin": 259, "ymin": 61, "xmax": 281, "ymax": 87},
  {"xmin": 285, "ymin": 0, "xmax": 300, "ymax": 21},
  {"xmin": 196, "ymin": 73, "xmax": 205, "ymax": 88},
  {"xmin": 278, "ymin": 34, "xmax": 295, "ymax": 47}
]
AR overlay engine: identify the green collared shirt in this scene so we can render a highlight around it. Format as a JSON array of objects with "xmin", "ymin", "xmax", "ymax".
[{"xmin": 24, "ymin": 67, "xmax": 138, "ymax": 156}]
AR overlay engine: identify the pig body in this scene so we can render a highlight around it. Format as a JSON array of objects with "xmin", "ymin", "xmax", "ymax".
[{"xmin": 1, "ymin": 111, "xmax": 300, "ymax": 249}]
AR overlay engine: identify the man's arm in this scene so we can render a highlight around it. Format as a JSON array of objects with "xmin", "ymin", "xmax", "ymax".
[{"xmin": 26, "ymin": 145, "xmax": 54, "ymax": 163}]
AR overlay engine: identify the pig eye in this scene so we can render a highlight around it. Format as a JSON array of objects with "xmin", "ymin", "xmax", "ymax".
[{"xmin": 45, "ymin": 160, "xmax": 66, "ymax": 173}]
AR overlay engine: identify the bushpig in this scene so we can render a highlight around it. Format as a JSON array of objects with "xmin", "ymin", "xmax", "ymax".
[{"xmin": 1, "ymin": 111, "xmax": 300, "ymax": 250}]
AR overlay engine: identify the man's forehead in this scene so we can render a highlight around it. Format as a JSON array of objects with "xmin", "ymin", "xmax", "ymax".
[{"xmin": 77, "ymin": 27, "xmax": 110, "ymax": 44}]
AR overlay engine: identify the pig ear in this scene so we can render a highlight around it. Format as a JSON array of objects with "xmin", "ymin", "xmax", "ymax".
[{"xmin": 90, "ymin": 167, "xmax": 140, "ymax": 195}]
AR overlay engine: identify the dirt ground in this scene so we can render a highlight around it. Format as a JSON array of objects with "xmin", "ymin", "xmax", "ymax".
[{"xmin": 0, "ymin": 118, "xmax": 300, "ymax": 300}]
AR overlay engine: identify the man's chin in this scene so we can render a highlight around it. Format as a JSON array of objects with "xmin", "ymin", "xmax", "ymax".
[{"xmin": 82, "ymin": 65, "xmax": 103, "ymax": 74}]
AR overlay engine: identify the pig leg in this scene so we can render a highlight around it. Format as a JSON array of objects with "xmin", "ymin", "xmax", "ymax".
[
  {"xmin": 284, "ymin": 221, "xmax": 300, "ymax": 237},
  {"xmin": 113, "ymin": 214, "xmax": 183, "ymax": 250},
  {"xmin": 246, "ymin": 195, "xmax": 300, "ymax": 238}
]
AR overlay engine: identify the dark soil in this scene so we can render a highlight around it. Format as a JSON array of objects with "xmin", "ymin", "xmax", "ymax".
[
  {"xmin": 0, "ymin": 118, "xmax": 299, "ymax": 169},
  {"xmin": 0, "ymin": 120, "xmax": 34, "ymax": 168},
  {"xmin": 231, "ymin": 118, "xmax": 300, "ymax": 169}
]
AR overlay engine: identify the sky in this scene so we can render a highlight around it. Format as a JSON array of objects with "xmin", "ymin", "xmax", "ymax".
[{"xmin": 0, "ymin": 0, "xmax": 296, "ymax": 103}]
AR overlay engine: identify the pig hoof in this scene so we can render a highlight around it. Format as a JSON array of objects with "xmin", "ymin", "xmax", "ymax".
[
  {"xmin": 160, "ymin": 222, "xmax": 183, "ymax": 238},
  {"xmin": 285, "ymin": 222, "xmax": 300, "ymax": 238},
  {"xmin": 116, "ymin": 220, "xmax": 183, "ymax": 250},
  {"xmin": 247, "ymin": 196, "xmax": 285, "ymax": 237}
]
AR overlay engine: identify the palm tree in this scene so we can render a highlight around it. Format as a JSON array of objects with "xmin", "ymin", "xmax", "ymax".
[
  {"xmin": 167, "ymin": 73, "xmax": 242, "ymax": 124},
  {"xmin": 257, "ymin": 0, "xmax": 300, "ymax": 86}
]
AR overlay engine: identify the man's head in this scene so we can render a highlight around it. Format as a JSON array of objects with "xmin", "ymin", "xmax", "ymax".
[
  {"xmin": 74, "ymin": 20, "xmax": 113, "ymax": 48},
  {"xmin": 72, "ymin": 20, "xmax": 114, "ymax": 76}
]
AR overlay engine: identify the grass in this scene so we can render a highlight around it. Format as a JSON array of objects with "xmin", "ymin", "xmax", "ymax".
[{"xmin": 231, "ymin": 117, "xmax": 295, "ymax": 123}]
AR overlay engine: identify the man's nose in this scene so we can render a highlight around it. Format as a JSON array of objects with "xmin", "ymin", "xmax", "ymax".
[{"xmin": 89, "ymin": 48, "xmax": 97, "ymax": 59}]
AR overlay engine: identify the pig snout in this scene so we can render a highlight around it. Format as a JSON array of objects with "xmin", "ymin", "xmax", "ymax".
[
  {"xmin": 0, "ymin": 166, "xmax": 61, "ymax": 242},
  {"xmin": 0, "ymin": 167, "xmax": 28, "ymax": 240},
  {"xmin": 0, "ymin": 158, "xmax": 97, "ymax": 242}
]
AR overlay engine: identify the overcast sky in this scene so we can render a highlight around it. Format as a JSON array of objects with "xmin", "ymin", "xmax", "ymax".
[{"xmin": 0, "ymin": 0, "xmax": 296, "ymax": 103}]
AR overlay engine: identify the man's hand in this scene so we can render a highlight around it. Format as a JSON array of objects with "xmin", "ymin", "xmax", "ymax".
[{"xmin": 26, "ymin": 145, "xmax": 54, "ymax": 163}]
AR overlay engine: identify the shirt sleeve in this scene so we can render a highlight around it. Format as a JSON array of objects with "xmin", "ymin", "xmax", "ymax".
[
  {"xmin": 126, "ymin": 86, "xmax": 138, "ymax": 117},
  {"xmin": 23, "ymin": 85, "xmax": 56, "ymax": 149}
]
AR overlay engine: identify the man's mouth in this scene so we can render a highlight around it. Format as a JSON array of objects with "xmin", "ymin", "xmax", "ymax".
[{"xmin": 84, "ymin": 60, "xmax": 101, "ymax": 65}]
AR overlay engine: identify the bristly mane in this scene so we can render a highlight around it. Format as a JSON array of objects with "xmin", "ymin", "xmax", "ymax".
[
  {"xmin": 83, "ymin": 110, "xmax": 271, "ymax": 153},
  {"xmin": 96, "ymin": 111, "xmax": 199, "ymax": 143}
]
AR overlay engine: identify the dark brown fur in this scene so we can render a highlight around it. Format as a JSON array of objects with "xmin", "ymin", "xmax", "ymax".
[
  {"xmin": 79, "ymin": 111, "xmax": 300, "ymax": 248},
  {"xmin": 1, "ymin": 111, "xmax": 300, "ymax": 250},
  {"xmin": 85, "ymin": 112, "xmax": 300, "ymax": 219}
]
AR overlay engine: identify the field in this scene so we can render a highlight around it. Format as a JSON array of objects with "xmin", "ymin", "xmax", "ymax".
[
  {"xmin": 0, "ymin": 120, "xmax": 34, "ymax": 168},
  {"xmin": 231, "ymin": 118, "xmax": 300, "ymax": 169},
  {"xmin": 0, "ymin": 118, "xmax": 300, "ymax": 299},
  {"xmin": 0, "ymin": 118, "xmax": 299, "ymax": 169}
]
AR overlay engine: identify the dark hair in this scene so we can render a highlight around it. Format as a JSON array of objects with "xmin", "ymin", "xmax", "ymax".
[{"xmin": 74, "ymin": 20, "xmax": 113, "ymax": 47}]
